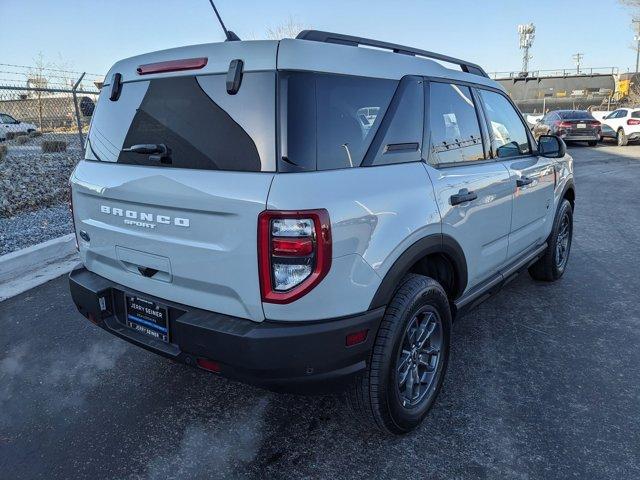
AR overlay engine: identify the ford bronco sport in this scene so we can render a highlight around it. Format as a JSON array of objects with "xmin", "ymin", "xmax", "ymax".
[{"xmin": 69, "ymin": 31, "xmax": 575, "ymax": 434}]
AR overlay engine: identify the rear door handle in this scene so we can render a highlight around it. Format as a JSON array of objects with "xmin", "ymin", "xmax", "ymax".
[
  {"xmin": 516, "ymin": 176, "xmax": 534, "ymax": 187},
  {"xmin": 450, "ymin": 188, "xmax": 478, "ymax": 206}
]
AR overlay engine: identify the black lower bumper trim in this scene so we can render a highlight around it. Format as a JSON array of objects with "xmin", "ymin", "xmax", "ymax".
[{"xmin": 68, "ymin": 265, "xmax": 384, "ymax": 393}]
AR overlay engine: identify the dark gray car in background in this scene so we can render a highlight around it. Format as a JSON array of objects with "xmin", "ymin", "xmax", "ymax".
[{"xmin": 533, "ymin": 110, "xmax": 601, "ymax": 146}]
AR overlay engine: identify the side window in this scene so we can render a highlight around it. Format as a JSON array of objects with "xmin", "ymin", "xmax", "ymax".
[
  {"xmin": 619, "ymin": 109, "xmax": 628, "ymax": 118},
  {"xmin": 315, "ymin": 74, "xmax": 397, "ymax": 170},
  {"xmin": 366, "ymin": 76, "xmax": 424, "ymax": 166},
  {"xmin": 479, "ymin": 89, "xmax": 531, "ymax": 158},
  {"xmin": 632, "ymin": 111, "xmax": 640, "ymax": 119},
  {"xmin": 283, "ymin": 72, "xmax": 398, "ymax": 171},
  {"xmin": 427, "ymin": 82, "xmax": 484, "ymax": 166}
]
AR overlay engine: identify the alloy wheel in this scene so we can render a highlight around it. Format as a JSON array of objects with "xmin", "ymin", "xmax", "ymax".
[{"xmin": 396, "ymin": 307, "xmax": 443, "ymax": 408}]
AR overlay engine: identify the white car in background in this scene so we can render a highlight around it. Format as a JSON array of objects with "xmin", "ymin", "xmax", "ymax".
[
  {"xmin": 600, "ymin": 108, "xmax": 640, "ymax": 146},
  {"xmin": 0, "ymin": 113, "xmax": 38, "ymax": 139}
]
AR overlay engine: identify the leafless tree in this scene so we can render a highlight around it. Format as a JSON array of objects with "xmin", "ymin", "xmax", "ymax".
[{"xmin": 265, "ymin": 16, "xmax": 309, "ymax": 40}]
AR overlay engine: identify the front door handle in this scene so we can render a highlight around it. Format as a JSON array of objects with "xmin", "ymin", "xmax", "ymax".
[
  {"xmin": 450, "ymin": 188, "xmax": 478, "ymax": 206},
  {"xmin": 516, "ymin": 176, "xmax": 534, "ymax": 187}
]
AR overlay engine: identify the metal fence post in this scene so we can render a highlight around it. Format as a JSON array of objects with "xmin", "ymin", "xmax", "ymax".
[{"xmin": 72, "ymin": 72, "xmax": 86, "ymax": 147}]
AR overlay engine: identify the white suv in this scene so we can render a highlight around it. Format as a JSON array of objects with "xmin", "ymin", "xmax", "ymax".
[
  {"xmin": 68, "ymin": 31, "xmax": 575, "ymax": 434},
  {"xmin": 601, "ymin": 107, "xmax": 640, "ymax": 146}
]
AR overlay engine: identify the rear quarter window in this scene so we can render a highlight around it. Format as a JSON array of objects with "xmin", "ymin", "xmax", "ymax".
[{"xmin": 281, "ymin": 72, "xmax": 398, "ymax": 171}]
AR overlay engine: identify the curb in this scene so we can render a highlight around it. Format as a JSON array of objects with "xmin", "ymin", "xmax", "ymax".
[{"xmin": 0, "ymin": 234, "xmax": 79, "ymax": 301}]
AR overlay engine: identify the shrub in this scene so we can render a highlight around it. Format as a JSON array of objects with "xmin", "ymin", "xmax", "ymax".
[
  {"xmin": 28, "ymin": 130, "xmax": 42, "ymax": 138},
  {"xmin": 0, "ymin": 144, "xmax": 7, "ymax": 161},
  {"xmin": 16, "ymin": 135, "xmax": 29, "ymax": 145},
  {"xmin": 42, "ymin": 140, "xmax": 67, "ymax": 153}
]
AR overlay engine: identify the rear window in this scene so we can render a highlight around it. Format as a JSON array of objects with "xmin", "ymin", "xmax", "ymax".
[
  {"xmin": 632, "ymin": 111, "xmax": 640, "ymax": 119},
  {"xmin": 281, "ymin": 72, "xmax": 398, "ymax": 171},
  {"xmin": 87, "ymin": 72, "xmax": 276, "ymax": 171},
  {"xmin": 557, "ymin": 110, "xmax": 593, "ymax": 120}
]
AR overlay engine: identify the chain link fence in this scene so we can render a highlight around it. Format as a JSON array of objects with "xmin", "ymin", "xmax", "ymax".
[{"xmin": 0, "ymin": 64, "xmax": 102, "ymax": 220}]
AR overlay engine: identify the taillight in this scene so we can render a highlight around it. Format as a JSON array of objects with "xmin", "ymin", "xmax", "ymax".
[
  {"xmin": 627, "ymin": 119, "xmax": 640, "ymax": 125},
  {"xmin": 591, "ymin": 121, "xmax": 601, "ymax": 127},
  {"xmin": 258, "ymin": 210, "xmax": 332, "ymax": 303},
  {"xmin": 556, "ymin": 121, "xmax": 573, "ymax": 128},
  {"xmin": 136, "ymin": 57, "xmax": 208, "ymax": 75}
]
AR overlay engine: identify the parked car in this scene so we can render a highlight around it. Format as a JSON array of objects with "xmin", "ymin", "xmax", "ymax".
[
  {"xmin": 600, "ymin": 108, "xmax": 640, "ymax": 146},
  {"xmin": 532, "ymin": 110, "xmax": 601, "ymax": 146},
  {"xmin": 0, "ymin": 113, "xmax": 38, "ymax": 138},
  {"xmin": 600, "ymin": 123, "xmax": 618, "ymax": 143},
  {"xmin": 68, "ymin": 31, "xmax": 575, "ymax": 434}
]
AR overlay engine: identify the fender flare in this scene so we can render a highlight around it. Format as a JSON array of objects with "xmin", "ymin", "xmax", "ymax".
[
  {"xmin": 561, "ymin": 179, "xmax": 576, "ymax": 208},
  {"xmin": 369, "ymin": 234, "xmax": 468, "ymax": 309}
]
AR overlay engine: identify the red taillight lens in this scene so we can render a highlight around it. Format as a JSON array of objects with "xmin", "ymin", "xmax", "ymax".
[
  {"xmin": 137, "ymin": 57, "xmax": 208, "ymax": 75},
  {"xmin": 627, "ymin": 119, "xmax": 640, "ymax": 125},
  {"xmin": 556, "ymin": 121, "xmax": 573, "ymax": 128},
  {"xmin": 591, "ymin": 121, "xmax": 601, "ymax": 127},
  {"xmin": 272, "ymin": 238, "xmax": 314, "ymax": 256},
  {"xmin": 258, "ymin": 210, "xmax": 332, "ymax": 304}
]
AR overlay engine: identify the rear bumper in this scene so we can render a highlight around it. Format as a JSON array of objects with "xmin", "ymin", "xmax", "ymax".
[{"xmin": 69, "ymin": 265, "xmax": 383, "ymax": 393}]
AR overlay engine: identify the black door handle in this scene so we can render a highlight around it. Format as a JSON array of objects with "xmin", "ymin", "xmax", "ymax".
[
  {"xmin": 450, "ymin": 188, "xmax": 478, "ymax": 206},
  {"xmin": 516, "ymin": 176, "xmax": 534, "ymax": 187}
]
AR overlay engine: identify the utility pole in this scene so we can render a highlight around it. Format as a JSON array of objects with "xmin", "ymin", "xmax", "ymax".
[
  {"xmin": 633, "ymin": 19, "xmax": 640, "ymax": 72},
  {"xmin": 572, "ymin": 53, "xmax": 584, "ymax": 74}
]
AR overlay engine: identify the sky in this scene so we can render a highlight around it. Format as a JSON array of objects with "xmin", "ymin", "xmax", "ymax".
[{"xmin": 1, "ymin": 0, "xmax": 638, "ymax": 77}]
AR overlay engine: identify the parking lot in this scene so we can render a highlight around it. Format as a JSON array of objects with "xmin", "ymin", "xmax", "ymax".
[{"xmin": 1, "ymin": 144, "xmax": 639, "ymax": 479}]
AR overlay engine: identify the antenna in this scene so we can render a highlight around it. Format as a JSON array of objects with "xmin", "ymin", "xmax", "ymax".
[
  {"xmin": 518, "ymin": 23, "xmax": 536, "ymax": 76},
  {"xmin": 207, "ymin": 0, "xmax": 240, "ymax": 41}
]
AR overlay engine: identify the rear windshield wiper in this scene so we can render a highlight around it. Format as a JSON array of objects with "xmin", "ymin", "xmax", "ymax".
[{"xmin": 122, "ymin": 144, "xmax": 172, "ymax": 164}]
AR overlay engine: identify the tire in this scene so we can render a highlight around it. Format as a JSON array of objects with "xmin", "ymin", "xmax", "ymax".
[
  {"xmin": 349, "ymin": 274, "xmax": 452, "ymax": 434},
  {"xmin": 528, "ymin": 199, "xmax": 573, "ymax": 282},
  {"xmin": 587, "ymin": 140, "xmax": 597, "ymax": 147},
  {"xmin": 617, "ymin": 129, "xmax": 628, "ymax": 147}
]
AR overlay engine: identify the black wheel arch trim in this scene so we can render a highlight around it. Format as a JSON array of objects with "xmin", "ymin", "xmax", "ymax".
[
  {"xmin": 369, "ymin": 234, "xmax": 468, "ymax": 309},
  {"xmin": 561, "ymin": 179, "xmax": 576, "ymax": 208}
]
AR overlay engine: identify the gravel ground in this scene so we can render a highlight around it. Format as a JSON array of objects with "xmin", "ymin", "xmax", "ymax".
[{"xmin": 0, "ymin": 204, "xmax": 72, "ymax": 255}]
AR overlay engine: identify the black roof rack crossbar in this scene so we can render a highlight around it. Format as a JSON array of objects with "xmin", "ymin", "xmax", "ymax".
[{"xmin": 296, "ymin": 30, "xmax": 489, "ymax": 78}]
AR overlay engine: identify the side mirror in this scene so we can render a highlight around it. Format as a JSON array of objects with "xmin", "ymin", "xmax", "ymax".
[{"xmin": 538, "ymin": 134, "xmax": 566, "ymax": 158}]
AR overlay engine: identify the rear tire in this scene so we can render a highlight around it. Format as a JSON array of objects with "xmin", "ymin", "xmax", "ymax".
[
  {"xmin": 617, "ymin": 129, "xmax": 628, "ymax": 146},
  {"xmin": 528, "ymin": 199, "xmax": 573, "ymax": 282},
  {"xmin": 349, "ymin": 274, "xmax": 451, "ymax": 434}
]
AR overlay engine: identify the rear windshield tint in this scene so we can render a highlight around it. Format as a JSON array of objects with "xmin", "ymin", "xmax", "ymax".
[
  {"xmin": 280, "ymin": 72, "xmax": 398, "ymax": 171},
  {"xmin": 557, "ymin": 110, "xmax": 593, "ymax": 120},
  {"xmin": 87, "ymin": 72, "xmax": 275, "ymax": 171}
]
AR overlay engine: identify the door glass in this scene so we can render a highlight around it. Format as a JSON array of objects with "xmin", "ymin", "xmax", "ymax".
[
  {"xmin": 479, "ymin": 89, "xmax": 531, "ymax": 158},
  {"xmin": 427, "ymin": 82, "xmax": 484, "ymax": 165}
]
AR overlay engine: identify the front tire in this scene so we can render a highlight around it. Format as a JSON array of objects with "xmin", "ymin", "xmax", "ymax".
[
  {"xmin": 617, "ymin": 129, "xmax": 628, "ymax": 146},
  {"xmin": 528, "ymin": 199, "xmax": 573, "ymax": 281},
  {"xmin": 349, "ymin": 274, "xmax": 451, "ymax": 434}
]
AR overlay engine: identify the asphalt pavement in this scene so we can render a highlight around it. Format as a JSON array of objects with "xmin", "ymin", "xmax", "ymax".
[{"xmin": 1, "ymin": 144, "xmax": 639, "ymax": 479}]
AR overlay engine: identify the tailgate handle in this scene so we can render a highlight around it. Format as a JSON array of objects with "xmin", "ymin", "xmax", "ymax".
[
  {"xmin": 122, "ymin": 144, "xmax": 172, "ymax": 164},
  {"xmin": 138, "ymin": 266, "xmax": 159, "ymax": 278}
]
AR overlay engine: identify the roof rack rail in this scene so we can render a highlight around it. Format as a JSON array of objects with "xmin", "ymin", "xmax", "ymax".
[{"xmin": 295, "ymin": 30, "xmax": 489, "ymax": 78}]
